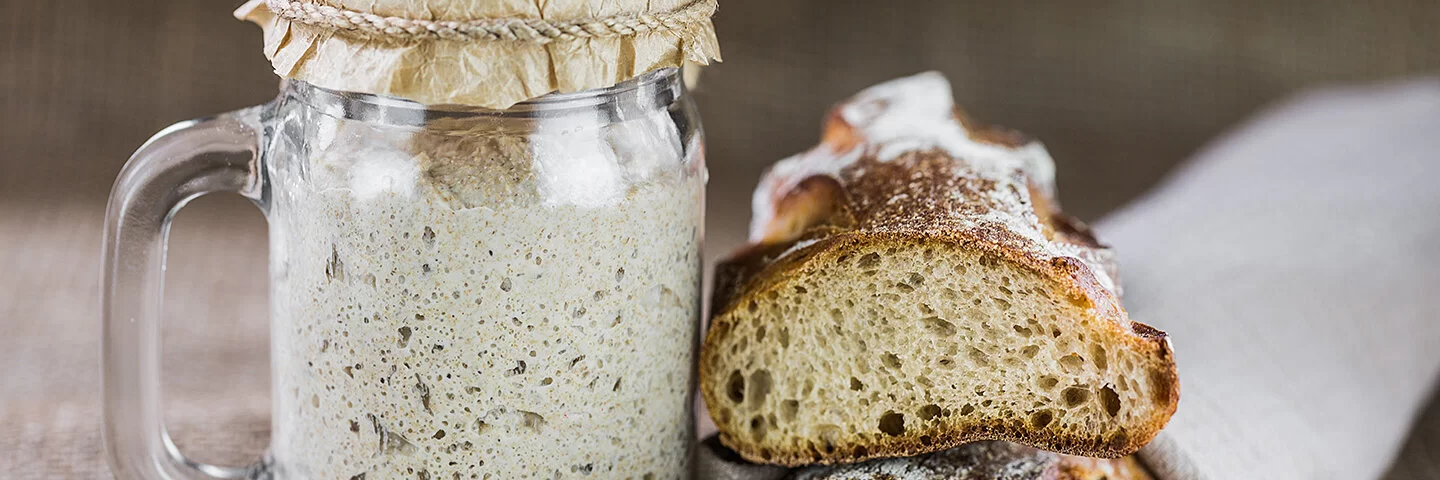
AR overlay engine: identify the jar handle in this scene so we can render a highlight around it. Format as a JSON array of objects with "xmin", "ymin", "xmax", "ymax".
[{"xmin": 102, "ymin": 106, "xmax": 269, "ymax": 480}]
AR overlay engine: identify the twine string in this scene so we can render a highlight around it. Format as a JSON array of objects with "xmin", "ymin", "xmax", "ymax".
[{"xmin": 265, "ymin": 0, "xmax": 717, "ymax": 43}]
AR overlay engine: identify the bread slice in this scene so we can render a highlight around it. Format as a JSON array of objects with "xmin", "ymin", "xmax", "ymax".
[
  {"xmin": 699, "ymin": 72, "xmax": 1178, "ymax": 466},
  {"xmin": 789, "ymin": 440, "xmax": 1153, "ymax": 480}
]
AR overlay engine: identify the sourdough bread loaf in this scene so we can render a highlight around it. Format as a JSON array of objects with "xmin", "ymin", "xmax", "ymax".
[{"xmin": 699, "ymin": 72, "xmax": 1179, "ymax": 466}]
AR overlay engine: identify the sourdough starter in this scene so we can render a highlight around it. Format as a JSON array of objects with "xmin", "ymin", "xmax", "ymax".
[{"xmin": 266, "ymin": 117, "xmax": 703, "ymax": 479}]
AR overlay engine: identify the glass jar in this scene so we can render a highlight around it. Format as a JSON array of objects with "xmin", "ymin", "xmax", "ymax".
[{"xmin": 103, "ymin": 68, "xmax": 704, "ymax": 479}]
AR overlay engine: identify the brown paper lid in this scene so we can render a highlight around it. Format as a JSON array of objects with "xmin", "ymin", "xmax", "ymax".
[{"xmin": 236, "ymin": 0, "xmax": 721, "ymax": 108}]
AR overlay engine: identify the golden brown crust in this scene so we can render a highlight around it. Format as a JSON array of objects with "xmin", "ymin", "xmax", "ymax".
[{"xmin": 714, "ymin": 149, "xmax": 1128, "ymax": 330}]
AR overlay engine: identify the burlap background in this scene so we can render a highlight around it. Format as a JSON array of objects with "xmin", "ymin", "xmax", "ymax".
[{"xmin": 2, "ymin": 0, "xmax": 1438, "ymax": 477}]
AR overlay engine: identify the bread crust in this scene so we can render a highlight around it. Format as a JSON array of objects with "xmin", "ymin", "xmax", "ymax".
[{"xmin": 700, "ymin": 72, "xmax": 1179, "ymax": 466}]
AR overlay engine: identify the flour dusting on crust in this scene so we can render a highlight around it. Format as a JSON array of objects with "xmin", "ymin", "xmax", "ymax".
[{"xmin": 748, "ymin": 72, "xmax": 1116, "ymax": 294}]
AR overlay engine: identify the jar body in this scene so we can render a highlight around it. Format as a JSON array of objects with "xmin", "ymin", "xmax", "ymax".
[{"xmin": 262, "ymin": 70, "xmax": 703, "ymax": 479}]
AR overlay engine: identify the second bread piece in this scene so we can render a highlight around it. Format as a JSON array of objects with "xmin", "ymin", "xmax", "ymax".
[
  {"xmin": 789, "ymin": 440, "xmax": 1153, "ymax": 480},
  {"xmin": 700, "ymin": 72, "xmax": 1179, "ymax": 466}
]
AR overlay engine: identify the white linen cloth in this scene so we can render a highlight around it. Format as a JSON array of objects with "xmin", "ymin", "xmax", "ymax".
[{"xmin": 1116, "ymin": 78, "xmax": 1440, "ymax": 479}]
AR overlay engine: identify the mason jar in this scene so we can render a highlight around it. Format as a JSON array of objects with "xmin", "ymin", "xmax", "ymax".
[{"xmin": 103, "ymin": 68, "xmax": 704, "ymax": 479}]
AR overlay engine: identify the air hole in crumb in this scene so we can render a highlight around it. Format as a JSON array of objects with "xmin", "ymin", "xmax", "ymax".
[
  {"xmin": 1100, "ymin": 385, "xmax": 1122, "ymax": 417},
  {"xmin": 749, "ymin": 416, "xmax": 767, "ymax": 442},
  {"xmin": 850, "ymin": 377, "xmax": 864, "ymax": 391},
  {"xmin": 716, "ymin": 408, "xmax": 732, "ymax": 425},
  {"xmin": 1038, "ymin": 376, "xmax": 1060, "ymax": 389},
  {"xmin": 755, "ymin": 326, "xmax": 767, "ymax": 342},
  {"xmin": 1090, "ymin": 344, "xmax": 1108, "ymax": 370},
  {"xmin": 918, "ymin": 404, "xmax": 942, "ymax": 421},
  {"xmin": 1062, "ymin": 386, "xmax": 1091, "ymax": 408},
  {"xmin": 857, "ymin": 253, "xmax": 882, "ymax": 270},
  {"xmin": 780, "ymin": 400, "xmax": 799, "ymax": 422},
  {"xmin": 920, "ymin": 317, "xmax": 956, "ymax": 337},
  {"xmin": 1059, "ymin": 353, "xmax": 1085, "ymax": 372},
  {"xmin": 878, "ymin": 411, "xmax": 905, "ymax": 436},
  {"xmin": 499, "ymin": 278, "xmax": 512, "ymax": 292},
  {"xmin": 1030, "ymin": 410, "xmax": 1054, "ymax": 429},
  {"xmin": 959, "ymin": 404, "xmax": 975, "ymax": 415},
  {"xmin": 748, "ymin": 370, "xmax": 773, "ymax": 407},
  {"xmin": 520, "ymin": 411, "xmax": 545, "ymax": 430},
  {"xmin": 778, "ymin": 328, "xmax": 790, "ymax": 348},
  {"xmin": 881, "ymin": 353, "xmax": 902, "ymax": 370},
  {"xmin": 818, "ymin": 426, "xmax": 841, "ymax": 454},
  {"xmin": 1013, "ymin": 325, "xmax": 1032, "ymax": 336},
  {"xmin": 967, "ymin": 347, "xmax": 990, "ymax": 366},
  {"xmin": 794, "ymin": 285, "xmax": 808, "ymax": 294},
  {"xmin": 398, "ymin": 326, "xmax": 412, "ymax": 347},
  {"xmin": 906, "ymin": 272, "xmax": 925, "ymax": 286},
  {"xmin": 1020, "ymin": 345, "xmax": 1040, "ymax": 358}
]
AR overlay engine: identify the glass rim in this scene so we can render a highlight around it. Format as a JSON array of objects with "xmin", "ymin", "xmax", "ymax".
[{"xmin": 284, "ymin": 67, "xmax": 683, "ymax": 122}]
